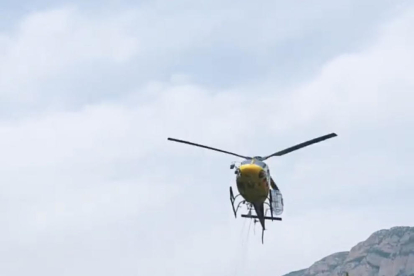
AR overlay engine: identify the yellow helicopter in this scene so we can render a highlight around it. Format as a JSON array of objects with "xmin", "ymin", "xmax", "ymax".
[{"xmin": 167, "ymin": 133, "xmax": 337, "ymax": 243}]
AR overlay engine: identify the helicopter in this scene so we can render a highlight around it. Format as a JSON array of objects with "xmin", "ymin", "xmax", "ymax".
[{"xmin": 167, "ymin": 133, "xmax": 337, "ymax": 243}]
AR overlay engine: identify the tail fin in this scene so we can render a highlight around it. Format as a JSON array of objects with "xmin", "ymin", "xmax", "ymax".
[{"xmin": 252, "ymin": 202, "xmax": 265, "ymax": 244}]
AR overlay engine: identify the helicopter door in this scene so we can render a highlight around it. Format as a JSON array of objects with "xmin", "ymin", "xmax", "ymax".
[{"xmin": 270, "ymin": 189, "xmax": 284, "ymax": 216}]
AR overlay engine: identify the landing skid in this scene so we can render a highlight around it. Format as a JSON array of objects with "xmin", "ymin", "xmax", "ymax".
[
  {"xmin": 230, "ymin": 186, "xmax": 246, "ymax": 218},
  {"xmin": 230, "ymin": 186, "xmax": 282, "ymax": 244},
  {"xmin": 241, "ymin": 214, "xmax": 282, "ymax": 221}
]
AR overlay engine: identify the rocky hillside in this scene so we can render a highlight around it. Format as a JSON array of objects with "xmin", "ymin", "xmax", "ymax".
[{"xmin": 282, "ymin": 226, "xmax": 414, "ymax": 276}]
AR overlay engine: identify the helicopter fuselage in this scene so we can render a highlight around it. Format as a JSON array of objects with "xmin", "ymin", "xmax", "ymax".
[{"xmin": 235, "ymin": 159, "xmax": 270, "ymax": 204}]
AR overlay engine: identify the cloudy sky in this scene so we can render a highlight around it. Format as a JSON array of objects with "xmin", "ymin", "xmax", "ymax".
[{"xmin": 1, "ymin": 0, "xmax": 413, "ymax": 275}]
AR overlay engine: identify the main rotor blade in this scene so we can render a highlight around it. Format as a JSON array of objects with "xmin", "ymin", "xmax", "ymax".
[
  {"xmin": 167, "ymin": 137, "xmax": 251, "ymax": 159},
  {"xmin": 262, "ymin": 133, "xmax": 337, "ymax": 160}
]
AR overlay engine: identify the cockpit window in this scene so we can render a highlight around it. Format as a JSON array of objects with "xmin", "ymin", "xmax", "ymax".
[
  {"xmin": 254, "ymin": 160, "xmax": 266, "ymax": 169},
  {"xmin": 240, "ymin": 159, "xmax": 267, "ymax": 169},
  {"xmin": 241, "ymin": 160, "xmax": 251, "ymax": 165}
]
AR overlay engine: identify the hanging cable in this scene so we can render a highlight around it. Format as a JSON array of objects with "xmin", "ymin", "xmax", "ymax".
[
  {"xmin": 234, "ymin": 218, "xmax": 253, "ymax": 276},
  {"xmin": 232, "ymin": 218, "xmax": 248, "ymax": 276}
]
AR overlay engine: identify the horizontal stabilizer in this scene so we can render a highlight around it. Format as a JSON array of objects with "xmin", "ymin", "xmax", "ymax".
[{"xmin": 241, "ymin": 214, "xmax": 282, "ymax": 221}]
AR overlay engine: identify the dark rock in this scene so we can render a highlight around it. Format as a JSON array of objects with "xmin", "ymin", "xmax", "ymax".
[{"xmin": 282, "ymin": 227, "xmax": 414, "ymax": 276}]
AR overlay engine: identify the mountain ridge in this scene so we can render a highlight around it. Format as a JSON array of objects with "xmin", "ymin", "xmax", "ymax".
[{"xmin": 282, "ymin": 226, "xmax": 414, "ymax": 276}]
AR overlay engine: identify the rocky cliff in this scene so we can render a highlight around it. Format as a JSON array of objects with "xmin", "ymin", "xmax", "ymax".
[{"xmin": 282, "ymin": 226, "xmax": 414, "ymax": 276}]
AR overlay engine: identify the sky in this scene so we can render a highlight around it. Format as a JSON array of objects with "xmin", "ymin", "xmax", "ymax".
[{"xmin": 0, "ymin": 0, "xmax": 413, "ymax": 275}]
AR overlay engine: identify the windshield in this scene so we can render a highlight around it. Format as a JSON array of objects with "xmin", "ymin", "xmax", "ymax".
[{"xmin": 240, "ymin": 159, "xmax": 267, "ymax": 169}]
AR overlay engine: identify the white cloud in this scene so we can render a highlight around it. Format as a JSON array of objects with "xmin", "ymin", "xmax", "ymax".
[
  {"xmin": 0, "ymin": 0, "xmax": 404, "ymax": 114},
  {"xmin": 0, "ymin": 7, "xmax": 139, "ymax": 106},
  {"xmin": 0, "ymin": 3, "xmax": 413, "ymax": 276}
]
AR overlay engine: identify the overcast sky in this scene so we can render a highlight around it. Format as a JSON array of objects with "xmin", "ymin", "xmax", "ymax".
[{"xmin": 0, "ymin": 0, "xmax": 413, "ymax": 275}]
